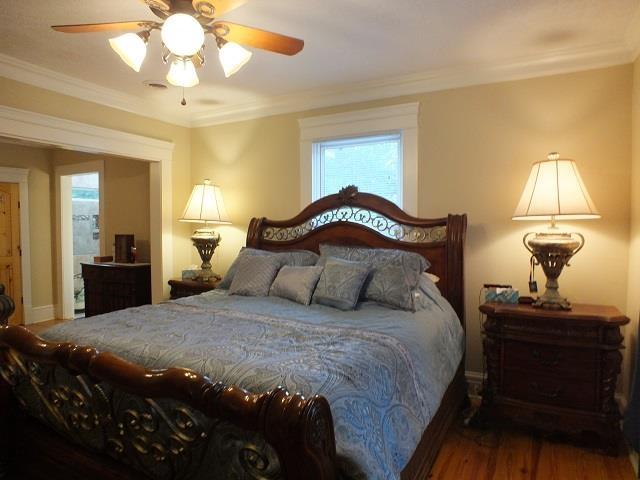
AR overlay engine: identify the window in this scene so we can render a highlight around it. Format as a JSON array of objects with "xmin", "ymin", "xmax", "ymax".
[
  {"xmin": 313, "ymin": 133, "xmax": 402, "ymax": 205},
  {"xmin": 299, "ymin": 103, "xmax": 419, "ymax": 215}
]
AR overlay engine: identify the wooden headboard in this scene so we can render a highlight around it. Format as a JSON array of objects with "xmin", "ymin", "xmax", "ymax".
[{"xmin": 246, "ymin": 186, "xmax": 467, "ymax": 328}]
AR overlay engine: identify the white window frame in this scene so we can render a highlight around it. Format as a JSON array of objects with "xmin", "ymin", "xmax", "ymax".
[{"xmin": 299, "ymin": 103, "xmax": 419, "ymax": 215}]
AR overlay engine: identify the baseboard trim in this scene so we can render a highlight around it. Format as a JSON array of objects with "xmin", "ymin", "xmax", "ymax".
[
  {"xmin": 26, "ymin": 304, "xmax": 55, "ymax": 325},
  {"xmin": 465, "ymin": 370, "xmax": 483, "ymax": 400}
]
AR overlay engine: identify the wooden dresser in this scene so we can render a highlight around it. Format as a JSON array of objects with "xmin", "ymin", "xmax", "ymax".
[
  {"xmin": 479, "ymin": 302, "xmax": 629, "ymax": 454},
  {"xmin": 82, "ymin": 263, "xmax": 151, "ymax": 317}
]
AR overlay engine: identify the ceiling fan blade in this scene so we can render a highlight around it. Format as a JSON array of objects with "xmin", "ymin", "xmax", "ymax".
[
  {"xmin": 212, "ymin": 21, "xmax": 303, "ymax": 56},
  {"xmin": 193, "ymin": 0, "xmax": 247, "ymax": 18},
  {"xmin": 52, "ymin": 21, "xmax": 158, "ymax": 33}
]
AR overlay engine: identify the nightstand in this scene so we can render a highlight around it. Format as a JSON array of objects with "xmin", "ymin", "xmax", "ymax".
[
  {"xmin": 168, "ymin": 278, "xmax": 220, "ymax": 299},
  {"xmin": 478, "ymin": 302, "xmax": 629, "ymax": 454}
]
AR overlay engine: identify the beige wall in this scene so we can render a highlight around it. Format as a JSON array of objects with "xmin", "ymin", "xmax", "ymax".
[
  {"xmin": 626, "ymin": 55, "xmax": 640, "ymax": 396},
  {"xmin": 0, "ymin": 142, "xmax": 54, "ymax": 308},
  {"xmin": 192, "ymin": 65, "xmax": 633, "ymax": 373},
  {"xmin": 0, "ymin": 76, "xmax": 193, "ymax": 279}
]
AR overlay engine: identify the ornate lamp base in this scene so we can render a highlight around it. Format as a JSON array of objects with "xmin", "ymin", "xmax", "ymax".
[
  {"xmin": 191, "ymin": 228, "xmax": 221, "ymax": 282},
  {"xmin": 523, "ymin": 232, "xmax": 584, "ymax": 311}
]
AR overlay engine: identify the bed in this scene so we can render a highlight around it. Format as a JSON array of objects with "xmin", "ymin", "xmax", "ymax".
[{"xmin": 0, "ymin": 186, "xmax": 467, "ymax": 480}]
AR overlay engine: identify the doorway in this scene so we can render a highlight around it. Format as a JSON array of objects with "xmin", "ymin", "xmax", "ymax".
[
  {"xmin": 70, "ymin": 173, "xmax": 100, "ymax": 318},
  {"xmin": 0, "ymin": 182, "xmax": 22, "ymax": 325},
  {"xmin": 56, "ymin": 160, "xmax": 105, "ymax": 320}
]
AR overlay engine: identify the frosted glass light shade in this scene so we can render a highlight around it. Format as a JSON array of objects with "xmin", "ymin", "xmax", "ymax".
[
  {"xmin": 513, "ymin": 153, "xmax": 600, "ymax": 221},
  {"xmin": 180, "ymin": 180, "xmax": 230, "ymax": 224},
  {"xmin": 161, "ymin": 13, "xmax": 205, "ymax": 57},
  {"xmin": 166, "ymin": 58, "xmax": 199, "ymax": 87},
  {"xmin": 218, "ymin": 41, "xmax": 252, "ymax": 77},
  {"xmin": 109, "ymin": 33, "xmax": 147, "ymax": 72}
]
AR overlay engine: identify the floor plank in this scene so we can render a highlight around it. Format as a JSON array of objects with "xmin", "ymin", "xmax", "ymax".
[
  {"xmin": 19, "ymin": 320, "xmax": 638, "ymax": 480},
  {"xmin": 430, "ymin": 418, "xmax": 636, "ymax": 480},
  {"xmin": 25, "ymin": 318, "xmax": 68, "ymax": 335}
]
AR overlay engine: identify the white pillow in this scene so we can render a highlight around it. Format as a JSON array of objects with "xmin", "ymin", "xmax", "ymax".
[{"xmin": 424, "ymin": 272, "xmax": 440, "ymax": 284}]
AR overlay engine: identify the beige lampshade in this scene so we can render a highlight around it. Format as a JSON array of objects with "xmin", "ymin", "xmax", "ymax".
[
  {"xmin": 180, "ymin": 179, "xmax": 230, "ymax": 224},
  {"xmin": 513, "ymin": 153, "xmax": 600, "ymax": 221}
]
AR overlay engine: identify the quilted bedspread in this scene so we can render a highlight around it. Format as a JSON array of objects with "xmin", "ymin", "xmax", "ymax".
[{"xmin": 42, "ymin": 289, "xmax": 463, "ymax": 479}]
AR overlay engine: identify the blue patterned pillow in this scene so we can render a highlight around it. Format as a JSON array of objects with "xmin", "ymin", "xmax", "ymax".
[
  {"xmin": 318, "ymin": 244, "xmax": 429, "ymax": 311},
  {"xmin": 312, "ymin": 258, "xmax": 370, "ymax": 311},
  {"xmin": 228, "ymin": 255, "xmax": 282, "ymax": 297},
  {"xmin": 220, "ymin": 247, "xmax": 318, "ymax": 289},
  {"xmin": 269, "ymin": 266, "xmax": 324, "ymax": 305}
]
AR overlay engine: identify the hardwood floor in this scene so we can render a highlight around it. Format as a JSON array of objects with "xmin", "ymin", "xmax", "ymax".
[
  {"xmin": 429, "ymin": 415, "xmax": 636, "ymax": 480},
  {"xmin": 20, "ymin": 321, "xmax": 637, "ymax": 480},
  {"xmin": 25, "ymin": 318, "xmax": 68, "ymax": 335}
]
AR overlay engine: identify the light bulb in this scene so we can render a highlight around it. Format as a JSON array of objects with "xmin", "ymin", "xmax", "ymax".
[
  {"xmin": 218, "ymin": 41, "xmax": 252, "ymax": 77},
  {"xmin": 109, "ymin": 33, "xmax": 147, "ymax": 72},
  {"xmin": 161, "ymin": 13, "xmax": 205, "ymax": 57},
  {"xmin": 166, "ymin": 58, "xmax": 199, "ymax": 87}
]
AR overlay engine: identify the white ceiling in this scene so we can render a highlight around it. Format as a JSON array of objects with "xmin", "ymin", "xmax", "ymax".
[{"xmin": 1, "ymin": 0, "xmax": 639, "ymax": 126}]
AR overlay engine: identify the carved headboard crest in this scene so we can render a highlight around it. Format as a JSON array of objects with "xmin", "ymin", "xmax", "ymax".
[{"xmin": 337, "ymin": 185, "xmax": 359, "ymax": 204}]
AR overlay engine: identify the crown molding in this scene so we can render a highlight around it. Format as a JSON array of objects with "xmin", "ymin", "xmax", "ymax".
[
  {"xmin": 0, "ymin": 54, "xmax": 190, "ymax": 127},
  {"xmin": 190, "ymin": 41, "xmax": 635, "ymax": 127},
  {"xmin": 0, "ymin": 39, "xmax": 636, "ymax": 129}
]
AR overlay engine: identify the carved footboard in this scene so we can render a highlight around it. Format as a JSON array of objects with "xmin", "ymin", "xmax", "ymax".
[{"xmin": 0, "ymin": 298, "xmax": 337, "ymax": 480}]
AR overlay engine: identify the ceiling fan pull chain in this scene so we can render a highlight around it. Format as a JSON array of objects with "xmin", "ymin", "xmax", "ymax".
[{"xmin": 181, "ymin": 86, "xmax": 187, "ymax": 106}]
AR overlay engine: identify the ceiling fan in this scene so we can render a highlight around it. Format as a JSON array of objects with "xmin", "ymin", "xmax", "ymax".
[{"xmin": 52, "ymin": 0, "xmax": 304, "ymax": 103}]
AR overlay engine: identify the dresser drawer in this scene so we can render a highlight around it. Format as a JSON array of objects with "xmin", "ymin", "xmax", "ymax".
[
  {"xmin": 503, "ymin": 340, "xmax": 596, "ymax": 380},
  {"xmin": 502, "ymin": 369, "xmax": 596, "ymax": 411}
]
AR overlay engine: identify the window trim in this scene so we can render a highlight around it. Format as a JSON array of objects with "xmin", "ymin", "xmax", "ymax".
[{"xmin": 299, "ymin": 103, "xmax": 419, "ymax": 215}]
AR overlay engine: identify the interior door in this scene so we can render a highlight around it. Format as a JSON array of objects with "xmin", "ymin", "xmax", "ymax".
[{"xmin": 0, "ymin": 182, "xmax": 22, "ymax": 325}]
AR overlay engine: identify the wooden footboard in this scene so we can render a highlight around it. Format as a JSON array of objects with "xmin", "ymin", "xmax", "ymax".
[{"xmin": 0, "ymin": 296, "xmax": 337, "ymax": 480}]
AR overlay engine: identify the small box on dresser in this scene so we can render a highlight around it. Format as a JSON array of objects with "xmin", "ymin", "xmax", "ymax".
[{"xmin": 479, "ymin": 302, "xmax": 629, "ymax": 454}]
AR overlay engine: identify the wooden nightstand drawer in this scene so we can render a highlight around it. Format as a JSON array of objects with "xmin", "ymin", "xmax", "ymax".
[
  {"xmin": 502, "ymin": 369, "xmax": 596, "ymax": 410},
  {"xmin": 503, "ymin": 340, "xmax": 595, "ymax": 380}
]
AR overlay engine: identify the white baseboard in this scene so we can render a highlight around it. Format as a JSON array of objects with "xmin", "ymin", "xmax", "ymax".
[
  {"xmin": 25, "ymin": 304, "xmax": 55, "ymax": 324},
  {"xmin": 465, "ymin": 370, "xmax": 483, "ymax": 400}
]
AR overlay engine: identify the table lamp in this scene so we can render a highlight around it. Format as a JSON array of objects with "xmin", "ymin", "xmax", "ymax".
[
  {"xmin": 512, "ymin": 152, "xmax": 600, "ymax": 310},
  {"xmin": 180, "ymin": 179, "xmax": 230, "ymax": 282}
]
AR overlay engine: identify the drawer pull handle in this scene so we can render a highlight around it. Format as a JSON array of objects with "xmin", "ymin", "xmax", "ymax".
[
  {"xmin": 531, "ymin": 349, "xmax": 560, "ymax": 367},
  {"xmin": 530, "ymin": 382, "xmax": 561, "ymax": 399}
]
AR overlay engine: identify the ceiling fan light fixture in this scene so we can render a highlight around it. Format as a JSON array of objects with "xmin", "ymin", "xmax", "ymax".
[
  {"xmin": 218, "ymin": 40, "xmax": 252, "ymax": 78},
  {"xmin": 109, "ymin": 32, "xmax": 148, "ymax": 72},
  {"xmin": 161, "ymin": 13, "xmax": 205, "ymax": 57},
  {"xmin": 166, "ymin": 57, "xmax": 200, "ymax": 87}
]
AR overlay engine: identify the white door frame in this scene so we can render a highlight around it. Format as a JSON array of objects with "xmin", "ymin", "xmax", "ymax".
[
  {"xmin": 0, "ymin": 167, "xmax": 30, "ymax": 322},
  {"xmin": 54, "ymin": 160, "xmax": 105, "ymax": 320},
  {"xmin": 0, "ymin": 105, "xmax": 175, "ymax": 313}
]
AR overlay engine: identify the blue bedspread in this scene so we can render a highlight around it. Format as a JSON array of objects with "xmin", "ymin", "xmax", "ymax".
[{"xmin": 42, "ymin": 290, "xmax": 464, "ymax": 479}]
